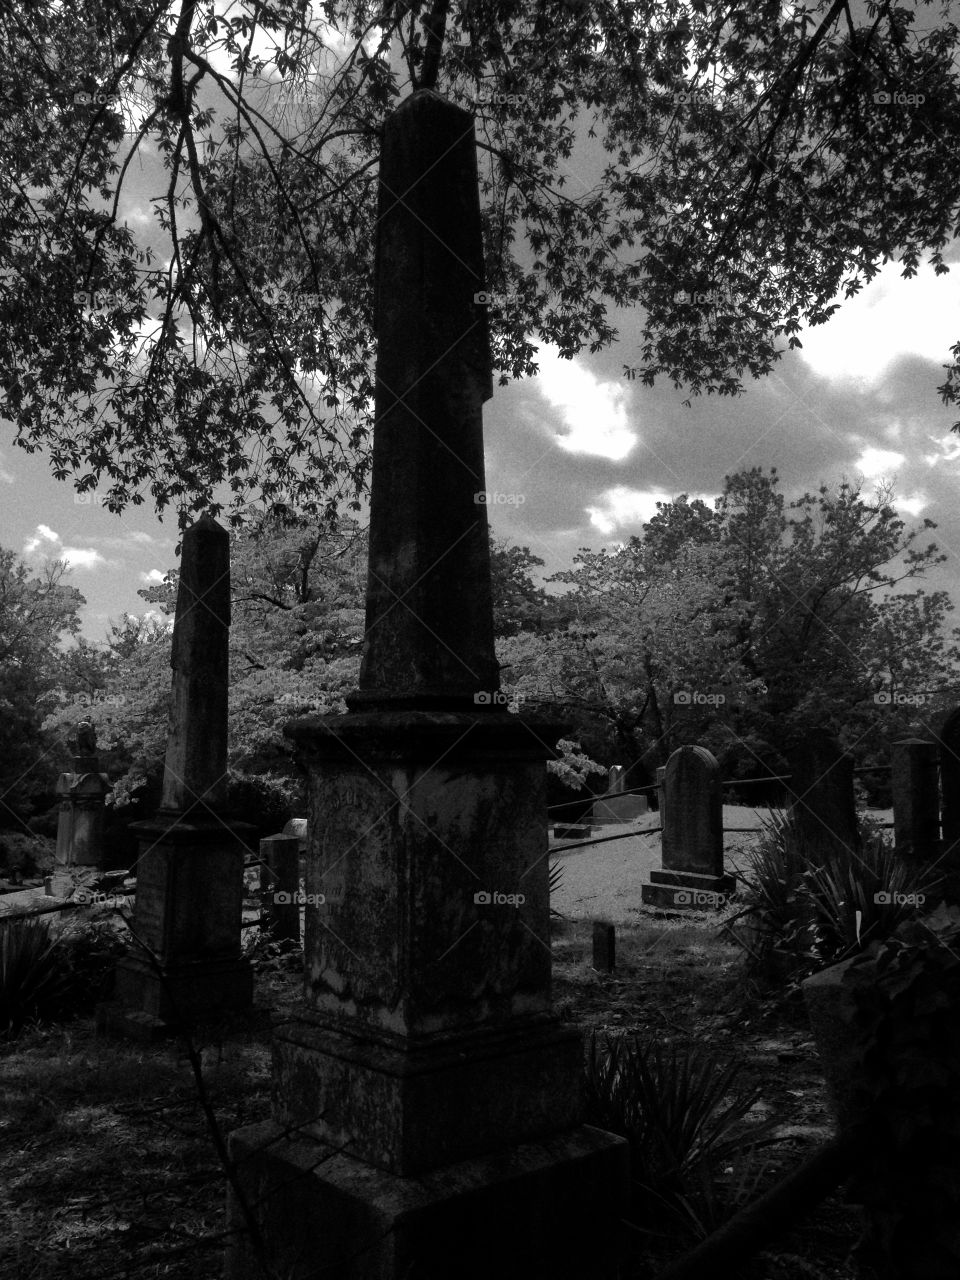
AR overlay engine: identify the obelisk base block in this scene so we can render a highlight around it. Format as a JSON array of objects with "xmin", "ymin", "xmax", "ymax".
[
  {"xmin": 272, "ymin": 1014, "xmax": 584, "ymax": 1175},
  {"xmin": 98, "ymin": 954, "xmax": 254, "ymax": 1040},
  {"xmin": 98, "ymin": 816, "xmax": 255, "ymax": 1038},
  {"xmin": 641, "ymin": 868, "xmax": 736, "ymax": 911},
  {"xmin": 224, "ymin": 1120, "xmax": 629, "ymax": 1280}
]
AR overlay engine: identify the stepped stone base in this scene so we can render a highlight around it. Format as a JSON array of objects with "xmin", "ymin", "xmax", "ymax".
[
  {"xmin": 97, "ymin": 954, "xmax": 252, "ymax": 1039},
  {"xmin": 224, "ymin": 1120, "xmax": 629, "ymax": 1280},
  {"xmin": 591, "ymin": 796, "xmax": 648, "ymax": 824},
  {"xmin": 641, "ymin": 868, "xmax": 736, "ymax": 911}
]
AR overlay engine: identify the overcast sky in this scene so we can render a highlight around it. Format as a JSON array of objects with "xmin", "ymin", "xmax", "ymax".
[{"xmin": 4, "ymin": 255, "xmax": 960, "ymax": 643}]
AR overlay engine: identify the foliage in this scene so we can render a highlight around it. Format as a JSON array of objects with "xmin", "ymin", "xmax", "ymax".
[
  {"xmin": 0, "ymin": 918, "xmax": 73, "ymax": 1036},
  {"xmin": 728, "ymin": 810, "xmax": 940, "ymax": 988},
  {"xmin": 5, "ymin": 4, "xmax": 960, "ymax": 519},
  {"xmin": 501, "ymin": 468, "xmax": 959, "ymax": 773},
  {"xmin": 583, "ymin": 1030, "xmax": 776, "ymax": 1237},
  {"xmin": 489, "ymin": 540, "xmax": 550, "ymax": 637},
  {"xmin": 546, "ymin": 738, "xmax": 606, "ymax": 791},
  {"xmin": 836, "ymin": 904, "xmax": 960, "ymax": 1278},
  {"xmin": 54, "ymin": 917, "xmax": 129, "ymax": 1012},
  {"xmin": 0, "ymin": 831, "xmax": 55, "ymax": 879},
  {"xmin": 0, "ymin": 549, "xmax": 87, "ymax": 824}
]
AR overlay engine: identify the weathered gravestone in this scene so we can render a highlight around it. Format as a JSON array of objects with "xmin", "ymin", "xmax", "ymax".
[
  {"xmin": 224, "ymin": 88, "xmax": 628, "ymax": 1280},
  {"xmin": 281, "ymin": 816, "xmax": 308, "ymax": 851},
  {"xmin": 656, "ymin": 763, "xmax": 666, "ymax": 817},
  {"xmin": 642, "ymin": 745, "xmax": 734, "ymax": 910},
  {"xmin": 258, "ymin": 833, "xmax": 301, "ymax": 945},
  {"xmin": 48, "ymin": 718, "xmax": 112, "ymax": 896},
  {"xmin": 786, "ymin": 729, "xmax": 859, "ymax": 859},
  {"xmin": 591, "ymin": 764, "xmax": 648, "ymax": 824},
  {"xmin": 98, "ymin": 515, "xmax": 254, "ymax": 1037},
  {"xmin": 937, "ymin": 708, "xmax": 960, "ymax": 898},
  {"xmin": 804, "ymin": 944, "xmax": 960, "ymax": 1278},
  {"xmin": 592, "ymin": 920, "xmax": 616, "ymax": 972},
  {"xmin": 891, "ymin": 737, "xmax": 940, "ymax": 865}
]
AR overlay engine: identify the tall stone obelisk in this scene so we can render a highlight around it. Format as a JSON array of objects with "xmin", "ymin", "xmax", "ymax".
[
  {"xmin": 99, "ymin": 515, "xmax": 254, "ymax": 1038},
  {"xmin": 224, "ymin": 90, "xmax": 628, "ymax": 1280}
]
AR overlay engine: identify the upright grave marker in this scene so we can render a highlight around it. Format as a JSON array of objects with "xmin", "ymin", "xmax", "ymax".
[
  {"xmin": 591, "ymin": 763, "xmax": 648, "ymax": 824},
  {"xmin": 786, "ymin": 729, "xmax": 859, "ymax": 858},
  {"xmin": 99, "ymin": 515, "xmax": 253, "ymax": 1037},
  {"xmin": 225, "ymin": 88, "xmax": 628, "ymax": 1280},
  {"xmin": 939, "ymin": 707, "xmax": 960, "ymax": 856},
  {"xmin": 641, "ymin": 745, "xmax": 734, "ymax": 910},
  {"xmin": 49, "ymin": 719, "xmax": 112, "ymax": 896},
  {"xmin": 258, "ymin": 833, "xmax": 301, "ymax": 944},
  {"xmin": 891, "ymin": 737, "xmax": 940, "ymax": 863}
]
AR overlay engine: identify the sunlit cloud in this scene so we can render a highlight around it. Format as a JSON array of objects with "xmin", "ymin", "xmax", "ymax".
[
  {"xmin": 800, "ymin": 262, "xmax": 960, "ymax": 386},
  {"xmin": 61, "ymin": 546, "xmax": 106, "ymax": 571},
  {"xmin": 139, "ymin": 568, "xmax": 165, "ymax": 584},
  {"xmin": 23, "ymin": 524, "xmax": 59, "ymax": 554},
  {"xmin": 585, "ymin": 487, "xmax": 675, "ymax": 536},
  {"xmin": 22, "ymin": 523, "xmax": 105, "ymax": 571},
  {"xmin": 854, "ymin": 446, "xmax": 906, "ymax": 479},
  {"xmin": 895, "ymin": 494, "xmax": 928, "ymax": 518},
  {"xmin": 532, "ymin": 344, "xmax": 638, "ymax": 461}
]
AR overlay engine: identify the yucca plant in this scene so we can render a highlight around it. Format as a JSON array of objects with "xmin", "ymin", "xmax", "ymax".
[
  {"xmin": 548, "ymin": 856, "xmax": 564, "ymax": 919},
  {"xmin": 727, "ymin": 810, "xmax": 937, "ymax": 986},
  {"xmin": 583, "ymin": 1031, "xmax": 777, "ymax": 1237},
  {"xmin": 725, "ymin": 809, "xmax": 816, "ymax": 979},
  {"xmin": 0, "ymin": 917, "xmax": 73, "ymax": 1035},
  {"xmin": 802, "ymin": 834, "xmax": 941, "ymax": 963}
]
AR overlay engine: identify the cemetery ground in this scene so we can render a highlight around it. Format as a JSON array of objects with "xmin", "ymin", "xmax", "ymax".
[{"xmin": 0, "ymin": 810, "xmax": 864, "ymax": 1280}]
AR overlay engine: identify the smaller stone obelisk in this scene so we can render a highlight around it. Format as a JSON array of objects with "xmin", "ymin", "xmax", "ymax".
[{"xmin": 99, "ymin": 515, "xmax": 253, "ymax": 1038}]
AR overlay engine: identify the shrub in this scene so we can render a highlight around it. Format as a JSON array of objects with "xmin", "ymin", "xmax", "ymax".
[
  {"xmin": 583, "ymin": 1031, "xmax": 776, "ymax": 1237},
  {"xmin": 0, "ymin": 829, "xmax": 55, "ymax": 878},
  {"xmin": 728, "ymin": 809, "xmax": 939, "ymax": 988},
  {"xmin": 548, "ymin": 856, "xmax": 564, "ymax": 919},
  {"xmin": 55, "ymin": 917, "xmax": 129, "ymax": 1011},
  {"xmin": 0, "ymin": 917, "xmax": 72, "ymax": 1034}
]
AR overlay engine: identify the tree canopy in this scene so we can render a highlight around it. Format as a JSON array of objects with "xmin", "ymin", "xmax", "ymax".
[
  {"xmin": 3, "ymin": 1, "xmax": 960, "ymax": 522},
  {"xmin": 498, "ymin": 467, "xmax": 960, "ymax": 776},
  {"xmin": 0, "ymin": 550, "xmax": 86, "ymax": 822}
]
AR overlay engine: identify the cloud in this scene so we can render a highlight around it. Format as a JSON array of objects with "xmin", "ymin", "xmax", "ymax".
[
  {"xmin": 0, "ymin": 450, "xmax": 14, "ymax": 484},
  {"xmin": 23, "ymin": 524, "xmax": 60, "ymax": 554},
  {"xmin": 585, "ymin": 487, "xmax": 722, "ymax": 537},
  {"xmin": 139, "ymin": 568, "xmax": 165, "ymax": 584},
  {"xmin": 895, "ymin": 494, "xmax": 929, "ymax": 518},
  {"xmin": 60, "ymin": 546, "xmax": 106, "ymax": 571},
  {"xmin": 585, "ymin": 487, "xmax": 674, "ymax": 536},
  {"xmin": 854, "ymin": 446, "xmax": 906, "ymax": 479},
  {"xmin": 129, "ymin": 530, "xmax": 159, "ymax": 544},
  {"xmin": 531, "ymin": 344, "xmax": 638, "ymax": 461},
  {"xmin": 22, "ymin": 524, "xmax": 105, "ymax": 571},
  {"xmin": 799, "ymin": 262, "xmax": 960, "ymax": 387}
]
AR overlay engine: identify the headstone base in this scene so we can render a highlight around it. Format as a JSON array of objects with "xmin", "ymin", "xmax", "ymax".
[
  {"xmin": 641, "ymin": 868, "xmax": 736, "ymax": 911},
  {"xmin": 591, "ymin": 796, "xmax": 648, "ymax": 824},
  {"xmin": 98, "ymin": 953, "xmax": 253, "ymax": 1038},
  {"xmin": 224, "ymin": 1120, "xmax": 629, "ymax": 1280},
  {"xmin": 552, "ymin": 822, "xmax": 592, "ymax": 840},
  {"xmin": 272, "ymin": 1014, "xmax": 583, "ymax": 1175}
]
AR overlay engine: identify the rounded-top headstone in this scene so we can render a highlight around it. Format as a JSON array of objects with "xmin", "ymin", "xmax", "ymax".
[{"xmin": 661, "ymin": 745, "xmax": 723, "ymax": 875}]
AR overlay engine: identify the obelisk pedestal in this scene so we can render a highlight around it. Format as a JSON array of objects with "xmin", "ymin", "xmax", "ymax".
[
  {"xmin": 99, "ymin": 515, "xmax": 253, "ymax": 1039},
  {"xmin": 225, "ymin": 89, "xmax": 627, "ymax": 1280}
]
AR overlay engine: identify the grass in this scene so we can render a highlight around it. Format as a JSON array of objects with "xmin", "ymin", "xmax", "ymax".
[{"xmin": 0, "ymin": 912, "xmax": 858, "ymax": 1280}]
